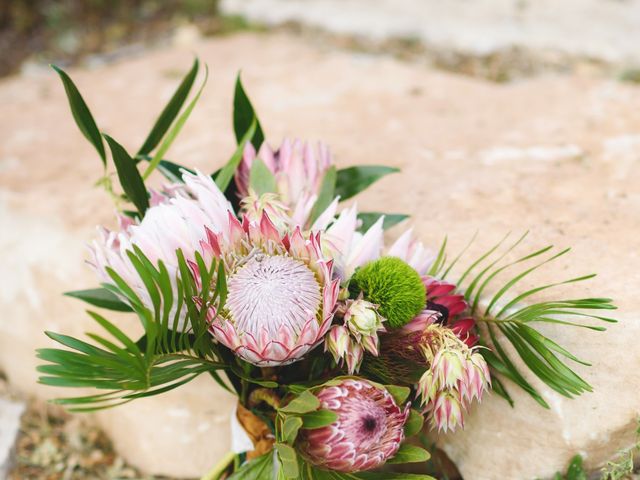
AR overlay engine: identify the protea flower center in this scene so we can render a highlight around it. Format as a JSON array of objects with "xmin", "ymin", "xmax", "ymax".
[
  {"xmin": 298, "ymin": 379, "xmax": 409, "ymax": 472},
  {"xmin": 226, "ymin": 255, "xmax": 321, "ymax": 337}
]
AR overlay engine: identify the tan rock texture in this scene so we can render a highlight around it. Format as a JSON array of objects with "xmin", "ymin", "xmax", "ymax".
[{"xmin": 1, "ymin": 32, "xmax": 639, "ymax": 479}]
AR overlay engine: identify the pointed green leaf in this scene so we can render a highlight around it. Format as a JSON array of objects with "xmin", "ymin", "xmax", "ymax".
[
  {"xmin": 250, "ymin": 157, "xmax": 277, "ymax": 195},
  {"xmin": 52, "ymin": 65, "xmax": 106, "ymax": 165},
  {"xmin": 64, "ymin": 288, "xmax": 132, "ymax": 312},
  {"xmin": 309, "ymin": 166, "xmax": 337, "ymax": 225},
  {"xmin": 103, "ymin": 135, "xmax": 149, "ymax": 215},
  {"xmin": 215, "ymin": 117, "xmax": 257, "ymax": 191},
  {"xmin": 357, "ymin": 212, "xmax": 409, "ymax": 232},
  {"xmin": 138, "ymin": 58, "xmax": 199, "ymax": 155},
  {"xmin": 335, "ymin": 166, "xmax": 399, "ymax": 201},
  {"xmin": 227, "ymin": 452, "xmax": 273, "ymax": 480},
  {"xmin": 234, "ymin": 73, "xmax": 265, "ymax": 150},
  {"xmin": 386, "ymin": 443, "xmax": 431, "ymax": 464},
  {"xmin": 143, "ymin": 65, "xmax": 209, "ymax": 180}
]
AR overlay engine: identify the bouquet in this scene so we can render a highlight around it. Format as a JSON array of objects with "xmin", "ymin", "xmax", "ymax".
[{"xmin": 39, "ymin": 59, "xmax": 617, "ymax": 479}]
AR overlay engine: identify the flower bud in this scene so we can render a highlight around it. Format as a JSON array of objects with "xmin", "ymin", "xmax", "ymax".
[
  {"xmin": 325, "ymin": 325, "xmax": 350, "ymax": 363},
  {"xmin": 345, "ymin": 299, "xmax": 384, "ymax": 338},
  {"xmin": 345, "ymin": 341, "xmax": 364, "ymax": 374},
  {"xmin": 431, "ymin": 391, "xmax": 464, "ymax": 432}
]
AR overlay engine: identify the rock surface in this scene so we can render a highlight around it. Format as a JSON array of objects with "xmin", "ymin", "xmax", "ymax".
[
  {"xmin": 221, "ymin": 0, "xmax": 640, "ymax": 64},
  {"xmin": 0, "ymin": 398, "xmax": 26, "ymax": 479},
  {"xmin": 1, "ymin": 32, "xmax": 639, "ymax": 479}
]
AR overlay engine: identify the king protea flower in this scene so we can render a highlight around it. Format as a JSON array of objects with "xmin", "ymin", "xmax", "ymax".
[
  {"xmin": 235, "ymin": 138, "xmax": 332, "ymax": 228},
  {"xmin": 297, "ymin": 379, "xmax": 409, "ymax": 472},
  {"xmin": 202, "ymin": 212, "xmax": 340, "ymax": 366},
  {"xmin": 89, "ymin": 171, "xmax": 234, "ymax": 326}
]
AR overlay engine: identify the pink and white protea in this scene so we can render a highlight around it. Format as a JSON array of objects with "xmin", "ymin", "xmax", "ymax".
[
  {"xmin": 202, "ymin": 213, "xmax": 340, "ymax": 366},
  {"xmin": 297, "ymin": 379, "xmax": 409, "ymax": 472},
  {"xmin": 89, "ymin": 171, "xmax": 234, "ymax": 325},
  {"xmin": 387, "ymin": 228, "xmax": 435, "ymax": 275},
  {"xmin": 235, "ymin": 138, "xmax": 332, "ymax": 227}
]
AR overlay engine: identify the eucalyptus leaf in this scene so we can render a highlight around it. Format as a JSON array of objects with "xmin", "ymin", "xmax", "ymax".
[
  {"xmin": 335, "ymin": 166, "xmax": 399, "ymax": 201},
  {"xmin": 52, "ymin": 65, "xmax": 106, "ymax": 165},
  {"xmin": 64, "ymin": 288, "xmax": 132, "ymax": 312},
  {"xmin": 283, "ymin": 415, "xmax": 304, "ymax": 444},
  {"xmin": 234, "ymin": 73, "xmax": 265, "ymax": 150},
  {"xmin": 103, "ymin": 135, "xmax": 149, "ymax": 215},
  {"xmin": 138, "ymin": 58, "xmax": 199, "ymax": 156},
  {"xmin": 227, "ymin": 452, "xmax": 273, "ymax": 480}
]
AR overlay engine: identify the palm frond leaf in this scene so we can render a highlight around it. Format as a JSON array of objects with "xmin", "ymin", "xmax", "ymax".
[
  {"xmin": 436, "ymin": 232, "xmax": 616, "ymax": 407},
  {"xmin": 37, "ymin": 247, "xmax": 233, "ymax": 411}
]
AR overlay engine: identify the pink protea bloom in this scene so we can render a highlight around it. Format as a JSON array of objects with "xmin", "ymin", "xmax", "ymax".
[
  {"xmin": 89, "ymin": 171, "xmax": 234, "ymax": 326},
  {"xmin": 298, "ymin": 379, "xmax": 409, "ymax": 472},
  {"xmin": 423, "ymin": 276, "xmax": 479, "ymax": 347},
  {"xmin": 203, "ymin": 212, "xmax": 340, "ymax": 366},
  {"xmin": 235, "ymin": 139, "xmax": 332, "ymax": 228}
]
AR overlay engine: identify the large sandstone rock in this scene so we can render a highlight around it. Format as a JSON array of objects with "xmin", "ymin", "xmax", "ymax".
[{"xmin": 1, "ymin": 32, "xmax": 639, "ymax": 478}]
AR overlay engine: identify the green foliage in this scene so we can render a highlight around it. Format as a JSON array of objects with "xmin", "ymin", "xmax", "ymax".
[
  {"xmin": 234, "ymin": 73, "xmax": 265, "ymax": 150},
  {"xmin": 250, "ymin": 157, "xmax": 277, "ymax": 195},
  {"xmin": 553, "ymin": 455, "xmax": 587, "ymax": 480},
  {"xmin": 335, "ymin": 166, "xmax": 399, "ymax": 201},
  {"xmin": 64, "ymin": 287, "xmax": 132, "ymax": 312},
  {"xmin": 37, "ymin": 247, "xmax": 232, "ymax": 410},
  {"xmin": 357, "ymin": 212, "xmax": 409, "ymax": 232},
  {"xmin": 309, "ymin": 166, "xmax": 337, "ymax": 226},
  {"xmin": 430, "ymin": 232, "xmax": 617, "ymax": 408},
  {"xmin": 600, "ymin": 419, "xmax": 640, "ymax": 480},
  {"xmin": 350, "ymin": 257, "xmax": 426, "ymax": 328},
  {"xmin": 404, "ymin": 409, "xmax": 425, "ymax": 437},
  {"xmin": 215, "ymin": 117, "xmax": 257, "ymax": 191},
  {"xmin": 52, "ymin": 64, "xmax": 106, "ymax": 166},
  {"xmin": 137, "ymin": 58, "xmax": 199, "ymax": 156},
  {"xmin": 386, "ymin": 444, "xmax": 431, "ymax": 464},
  {"xmin": 103, "ymin": 135, "xmax": 149, "ymax": 216},
  {"xmin": 227, "ymin": 452, "xmax": 273, "ymax": 480}
]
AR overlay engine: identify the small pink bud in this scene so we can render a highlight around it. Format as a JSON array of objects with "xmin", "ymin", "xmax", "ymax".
[
  {"xmin": 345, "ymin": 341, "xmax": 364, "ymax": 374},
  {"xmin": 325, "ymin": 325, "xmax": 350, "ymax": 362}
]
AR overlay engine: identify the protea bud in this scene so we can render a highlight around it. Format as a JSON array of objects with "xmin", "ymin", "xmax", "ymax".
[
  {"xmin": 325, "ymin": 325, "xmax": 350, "ymax": 363},
  {"xmin": 297, "ymin": 379, "xmax": 409, "ymax": 472},
  {"xmin": 429, "ymin": 390, "xmax": 464, "ymax": 432},
  {"xmin": 344, "ymin": 299, "xmax": 384, "ymax": 339}
]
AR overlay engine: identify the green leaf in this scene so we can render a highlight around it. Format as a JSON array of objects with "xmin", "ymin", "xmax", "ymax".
[
  {"xmin": 385, "ymin": 385, "xmax": 411, "ymax": 405},
  {"xmin": 64, "ymin": 288, "xmax": 132, "ymax": 312},
  {"xmin": 227, "ymin": 452, "xmax": 273, "ymax": 480},
  {"xmin": 283, "ymin": 415, "xmax": 304, "ymax": 444},
  {"xmin": 275, "ymin": 443, "xmax": 299, "ymax": 479},
  {"xmin": 234, "ymin": 73, "xmax": 265, "ymax": 150},
  {"xmin": 300, "ymin": 410, "xmax": 338, "ymax": 429},
  {"xmin": 103, "ymin": 135, "xmax": 149, "ymax": 215},
  {"xmin": 143, "ymin": 65, "xmax": 209, "ymax": 180},
  {"xmin": 250, "ymin": 157, "xmax": 277, "ymax": 195},
  {"xmin": 357, "ymin": 212, "xmax": 409, "ymax": 232},
  {"xmin": 51, "ymin": 65, "xmax": 106, "ymax": 166},
  {"xmin": 357, "ymin": 473, "xmax": 436, "ymax": 480},
  {"xmin": 309, "ymin": 166, "xmax": 337, "ymax": 225},
  {"xmin": 386, "ymin": 443, "xmax": 431, "ymax": 464},
  {"xmin": 279, "ymin": 390, "xmax": 320, "ymax": 414},
  {"xmin": 215, "ymin": 118, "xmax": 257, "ymax": 192},
  {"xmin": 335, "ymin": 166, "xmax": 399, "ymax": 201},
  {"xmin": 138, "ymin": 58, "xmax": 199, "ymax": 156},
  {"xmin": 565, "ymin": 454, "xmax": 587, "ymax": 480},
  {"xmin": 404, "ymin": 409, "xmax": 425, "ymax": 437}
]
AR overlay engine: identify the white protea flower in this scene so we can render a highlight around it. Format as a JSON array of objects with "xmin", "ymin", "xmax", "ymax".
[
  {"xmin": 202, "ymin": 213, "xmax": 340, "ymax": 366},
  {"xmin": 89, "ymin": 171, "xmax": 234, "ymax": 325},
  {"xmin": 235, "ymin": 138, "xmax": 332, "ymax": 228}
]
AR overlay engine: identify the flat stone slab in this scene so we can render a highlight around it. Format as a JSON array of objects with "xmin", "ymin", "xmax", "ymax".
[
  {"xmin": 1, "ymin": 32, "xmax": 639, "ymax": 479},
  {"xmin": 0, "ymin": 398, "xmax": 25, "ymax": 479}
]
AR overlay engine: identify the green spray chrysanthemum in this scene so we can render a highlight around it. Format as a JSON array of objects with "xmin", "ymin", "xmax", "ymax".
[{"xmin": 349, "ymin": 257, "xmax": 426, "ymax": 328}]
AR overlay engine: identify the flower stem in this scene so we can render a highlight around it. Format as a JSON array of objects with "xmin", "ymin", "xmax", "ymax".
[{"xmin": 200, "ymin": 451, "xmax": 236, "ymax": 480}]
